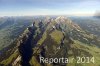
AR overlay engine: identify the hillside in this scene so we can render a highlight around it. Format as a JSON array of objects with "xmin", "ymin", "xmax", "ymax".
[
  {"xmin": 0, "ymin": 16, "xmax": 100, "ymax": 66},
  {"xmin": 0, "ymin": 17, "xmax": 34, "ymax": 50}
]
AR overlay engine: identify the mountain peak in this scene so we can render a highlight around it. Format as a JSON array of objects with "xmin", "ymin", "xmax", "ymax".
[{"xmin": 55, "ymin": 16, "xmax": 67, "ymax": 23}]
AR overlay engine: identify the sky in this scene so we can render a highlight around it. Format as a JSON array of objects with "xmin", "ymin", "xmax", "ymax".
[{"xmin": 0, "ymin": 0, "xmax": 100, "ymax": 16}]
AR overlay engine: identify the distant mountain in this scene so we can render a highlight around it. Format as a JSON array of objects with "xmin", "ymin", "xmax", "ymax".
[
  {"xmin": 0, "ymin": 17, "xmax": 34, "ymax": 50},
  {"xmin": 0, "ymin": 16, "xmax": 100, "ymax": 66},
  {"xmin": 70, "ymin": 17, "xmax": 100, "ymax": 37},
  {"xmin": 94, "ymin": 12, "xmax": 100, "ymax": 18}
]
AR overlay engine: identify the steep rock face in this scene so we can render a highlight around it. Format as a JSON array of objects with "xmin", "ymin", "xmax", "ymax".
[
  {"xmin": 17, "ymin": 21, "xmax": 49, "ymax": 66},
  {"xmin": 0, "ymin": 16, "xmax": 100, "ymax": 66},
  {"xmin": 18, "ymin": 25, "xmax": 37, "ymax": 66}
]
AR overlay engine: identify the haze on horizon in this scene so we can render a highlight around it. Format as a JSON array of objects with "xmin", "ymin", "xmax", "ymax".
[{"xmin": 0, "ymin": 0, "xmax": 100, "ymax": 16}]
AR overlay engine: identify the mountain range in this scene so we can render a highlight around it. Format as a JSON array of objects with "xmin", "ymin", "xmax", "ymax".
[{"xmin": 0, "ymin": 16, "xmax": 100, "ymax": 66}]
